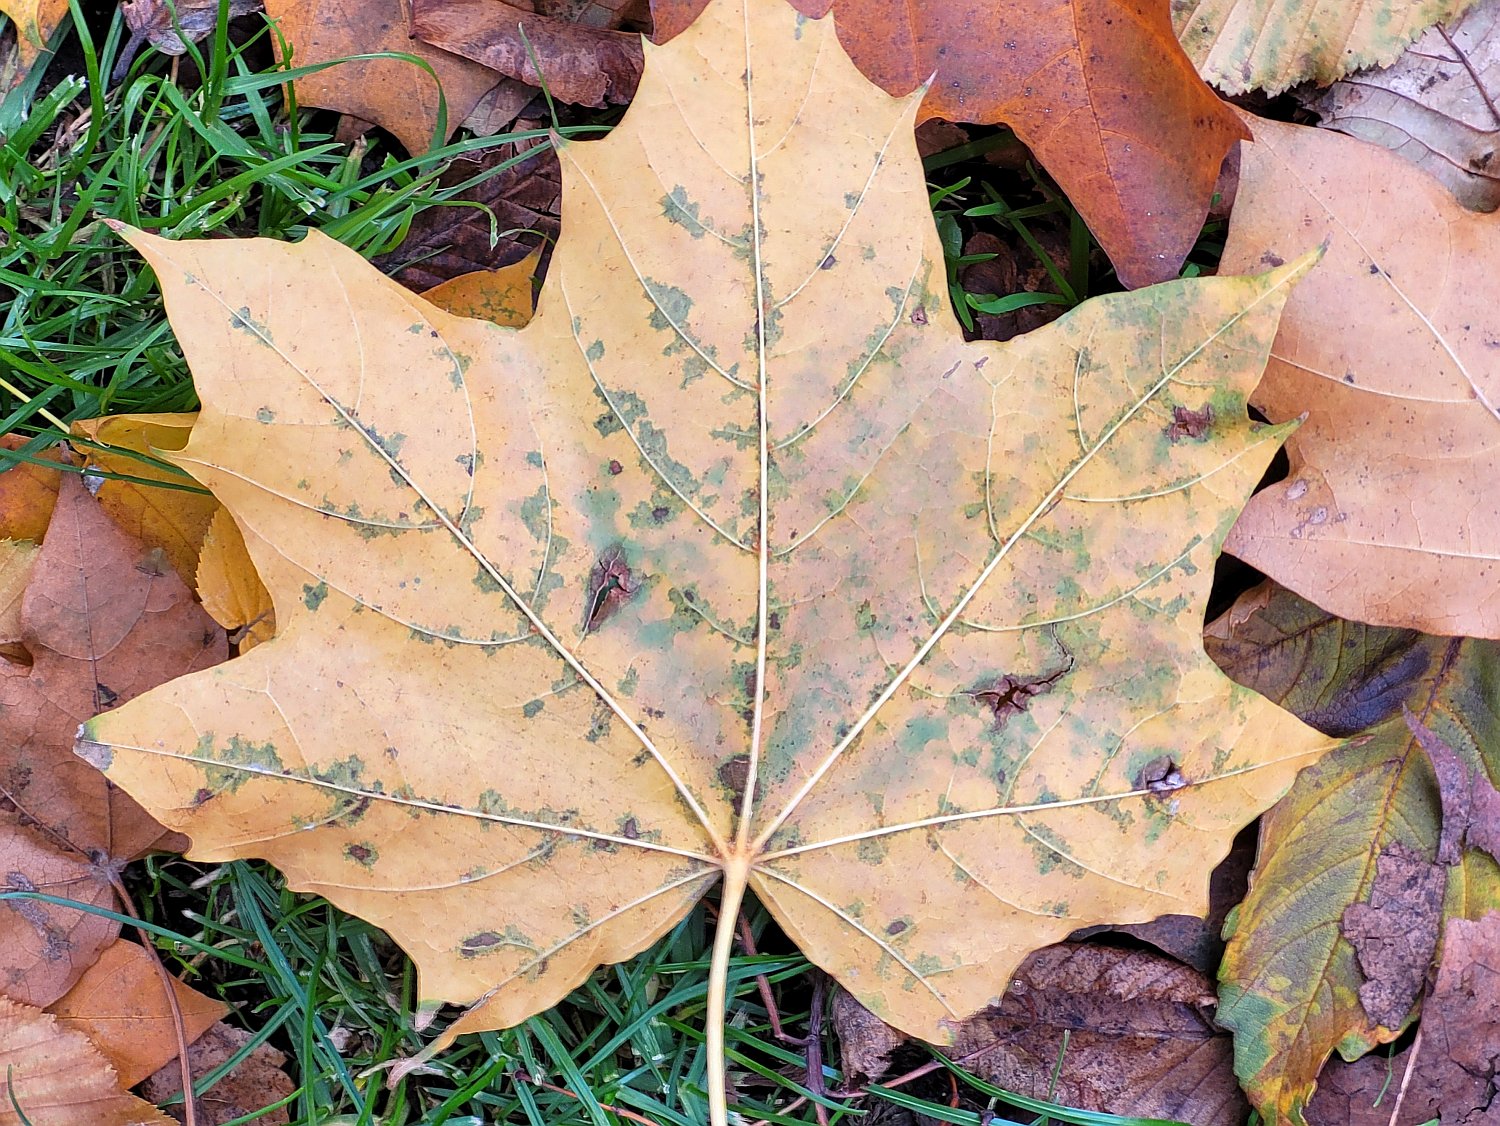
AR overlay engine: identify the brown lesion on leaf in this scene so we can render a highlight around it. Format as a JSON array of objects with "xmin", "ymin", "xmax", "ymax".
[
  {"xmin": 1135, "ymin": 755, "xmax": 1188, "ymax": 796},
  {"xmin": 718, "ymin": 754, "xmax": 750, "ymax": 803},
  {"xmin": 970, "ymin": 646, "xmax": 1074, "ymax": 729},
  {"xmin": 1165, "ymin": 404, "xmax": 1214, "ymax": 442},
  {"xmin": 583, "ymin": 545, "xmax": 639, "ymax": 634}
]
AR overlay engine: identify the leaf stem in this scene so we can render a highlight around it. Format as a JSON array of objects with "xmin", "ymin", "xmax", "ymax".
[{"xmin": 707, "ymin": 858, "xmax": 750, "ymax": 1126}]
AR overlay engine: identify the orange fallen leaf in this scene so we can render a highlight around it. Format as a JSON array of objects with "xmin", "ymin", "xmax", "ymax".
[
  {"xmin": 0, "ymin": 0, "xmax": 68, "ymax": 69},
  {"xmin": 84, "ymin": 4, "xmax": 1329, "ymax": 1123},
  {"xmin": 0, "ymin": 996, "xmax": 174, "ymax": 1126},
  {"xmin": 48, "ymin": 939, "xmax": 225, "ymax": 1087},
  {"xmin": 652, "ymin": 0, "xmax": 1247, "ymax": 288},
  {"xmin": 0, "ymin": 540, "xmax": 38, "ymax": 646},
  {"xmin": 0, "ymin": 435, "xmax": 61, "ymax": 543},
  {"xmin": 196, "ymin": 507, "xmax": 275, "ymax": 650},
  {"xmin": 1222, "ymin": 114, "xmax": 1500, "ymax": 638},
  {"xmin": 420, "ymin": 247, "xmax": 540, "ymax": 325}
]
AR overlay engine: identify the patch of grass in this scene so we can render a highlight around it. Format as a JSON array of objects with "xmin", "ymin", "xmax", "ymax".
[{"xmin": 1, "ymin": 9, "xmax": 1203, "ymax": 1126}]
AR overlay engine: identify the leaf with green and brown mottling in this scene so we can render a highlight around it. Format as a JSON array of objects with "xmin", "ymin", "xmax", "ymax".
[
  {"xmin": 1206, "ymin": 582, "xmax": 1500, "ymax": 1126},
  {"xmin": 80, "ymin": 1, "xmax": 1328, "ymax": 1121},
  {"xmin": 1173, "ymin": 0, "xmax": 1478, "ymax": 95}
]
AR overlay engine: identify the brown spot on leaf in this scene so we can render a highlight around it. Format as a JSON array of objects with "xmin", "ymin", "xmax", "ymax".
[
  {"xmin": 584, "ymin": 545, "xmax": 639, "ymax": 633},
  {"xmin": 972, "ymin": 658, "xmax": 1071, "ymax": 727},
  {"xmin": 608, "ymin": 459, "xmax": 623, "ymax": 475},
  {"xmin": 461, "ymin": 931, "xmax": 505, "ymax": 957},
  {"xmin": 718, "ymin": 754, "xmax": 750, "ymax": 802},
  {"xmin": 1136, "ymin": 756, "xmax": 1188, "ymax": 795},
  {"xmin": 1165, "ymin": 404, "xmax": 1213, "ymax": 442},
  {"xmin": 886, "ymin": 919, "xmax": 907, "ymax": 935},
  {"xmin": 910, "ymin": 305, "xmax": 928, "ymax": 325}
]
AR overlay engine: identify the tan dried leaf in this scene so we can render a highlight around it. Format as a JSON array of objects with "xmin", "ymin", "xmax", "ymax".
[
  {"xmin": 81, "ymin": 2, "xmax": 1328, "ymax": 1119},
  {"xmin": 1223, "ymin": 114, "xmax": 1500, "ymax": 637},
  {"xmin": 0, "ymin": 995, "xmax": 175, "ymax": 1126}
]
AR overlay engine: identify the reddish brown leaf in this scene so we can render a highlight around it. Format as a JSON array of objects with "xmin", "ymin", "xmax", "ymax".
[
  {"xmin": 835, "ymin": 944, "xmax": 1246, "ymax": 1126},
  {"xmin": 414, "ymin": 0, "xmax": 643, "ymax": 106},
  {"xmin": 262, "ymin": 0, "xmax": 499, "ymax": 156},
  {"xmin": 0, "ymin": 476, "xmax": 225, "ymax": 1004},
  {"xmin": 142, "ymin": 1022, "xmax": 293, "ymax": 1126},
  {"xmin": 1340, "ymin": 842, "xmax": 1445, "ymax": 1030},
  {"xmin": 651, "ymin": 0, "xmax": 1247, "ymax": 288}
]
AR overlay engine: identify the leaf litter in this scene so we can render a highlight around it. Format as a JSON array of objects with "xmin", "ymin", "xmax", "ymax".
[{"xmin": 78, "ymin": 1, "xmax": 1335, "ymax": 1122}]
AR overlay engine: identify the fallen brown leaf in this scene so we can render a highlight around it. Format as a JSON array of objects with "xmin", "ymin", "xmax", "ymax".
[
  {"xmin": 116, "ymin": 0, "xmax": 264, "ymax": 79},
  {"xmin": 0, "ymin": 474, "xmax": 225, "ymax": 1003},
  {"xmin": 142, "ymin": 1022, "xmax": 293, "ymax": 1126},
  {"xmin": 1306, "ymin": 0, "xmax": 1500, "ymax": 212},
  {"xmin": 836, "ymin": 944, "xmax": 1246, "ymax": 1126},
  {"xmin": 1340, "ymin": 842, "xmax": 1445, "ymax": 1031},
  {"xmin": 263, "ymin": 0, "xmax": 499, "ymax": 155},
  {"xmin": 48, "ymin": 938, "xmax": 225, "ymax": 1086},
  {"xmin": 1222, "ymin": 114, "xmax": 1500, "ymax": 638},
  {"xmin": 0, "ymin": 995, "xmax": 174, "ymax": 1126},
  {"xmin": 414, "ymin": 0, "xmax": 643, "ymax": 107},
  {"xmin": 374, "ymin": 134, "xmax": 560, "ymax": 291}
]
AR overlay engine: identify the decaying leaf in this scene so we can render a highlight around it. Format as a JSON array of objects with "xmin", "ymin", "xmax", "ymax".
[
  {"xmin": 1406, "ymin": 706, "xmax": 1500, "ymax": 865},
  {"xmin": 82, "ymin": 3, "xmax": 1327, "ymax": 1120},
  {"xmin": 48, "ymin": 938, "xmax": 226, "ymax": 1086},
  {"xmin": 1307, "ymin": 0, "xmax": 1500, "ymax": 212},
  {"xmin": 836, "ymin": 943, "xmax": 1247, "ymax": 1126},
  {"xmin": 117, "ymin": 0, "xmax": 264, "ymax": 79},
  {"xmin": 0, "ymin": 474, "xmax": 225, "ymax": 1004},
  {"xmin": 262, "ymin": 0, "xmax": 499, "ymax": 156},
  {"xmin": 1221, "ymin": 114, "xmax": 1500, "ymax": 638},
  {"xmin": 373, "ymin": 138, "xmax": 560, "ymax": 292},
  {"xmin": 1311, "ymin": 913, "xmax": 1500, "ymax": 1126},
  {"xmin": 0, "ymin": 0, "xmax": 67, "ymax": 68},
  {"xmin": 1339, "ymin": 841, "xmax": 1445, "ymax": 1030},
  {"xmin": 142, "ymin": 1021, "xmax": 293, "ymax": 1126},
  {"xmin": 414, "ymin": 0, "xmax": 643, "ymax": 107},
  {"xmin": 196, "ymin": 508, "xmax": 274, "ymax": 651},
  {"xmin": 1173, "ymin": 0, "xmax": 1478, "ymax": 95},
  {"xmin": 654, "ymin": 0, "xmax": 1247, "ymax": 288},
  {"xmin": 73, "ymin": 413, "xmax": 218, "ymax": 589},
  {"xmin": 1206, "ymin": 582, "xmax": 1500, "ymax": 1126},
  {"xmin": 420, "ymin": 246, "xmax": 540, "ymax": 325},
  {"xmin": 0, "ymin": 996, "xmax": 175, "ymax": 1126}
]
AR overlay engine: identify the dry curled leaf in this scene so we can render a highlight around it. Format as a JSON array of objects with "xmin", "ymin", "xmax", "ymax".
[
  {"xmin": 116, "ymin": 0, "xmax": 264, "ymax": 79},
  {"xmin": 414, "ymin": 0, "xmax": 643, "ymax": 107},
  {"xmin": 1222, "ymin": 114, "xmax": 1500, "ymax": 638},
  {"xmin": 837, "ymin": 944, "xmax": 1247, "ymax": 1126},
  {"xmin": 142, "ymin": 1021, "xmax": 293, "ymax": 1126},
  {"xmin": 82, "ymin": 3, "xmax": 1327, "ymax": 1120},
  {"xmin": 0, "ymin": 996, "xmax": 174, "ymax": 1126},
  {"xmin": 1307, "ymin": 0, "xmax": 1500, "ymax": 212},
  {"xmin": 1207, "ymin": 582, "xmax": 1500, "ymax": 1126},
  {"xmin": 48, "ymin": 938, "xmax": 225, "ymax": 1087},
  {"xmin": 1173, "ymin": 0, "xmax": 1479, "ymax": 95},
  {"xmin": 654, "ymin": 0, "xmax": 1247, "ymax": 288}
]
